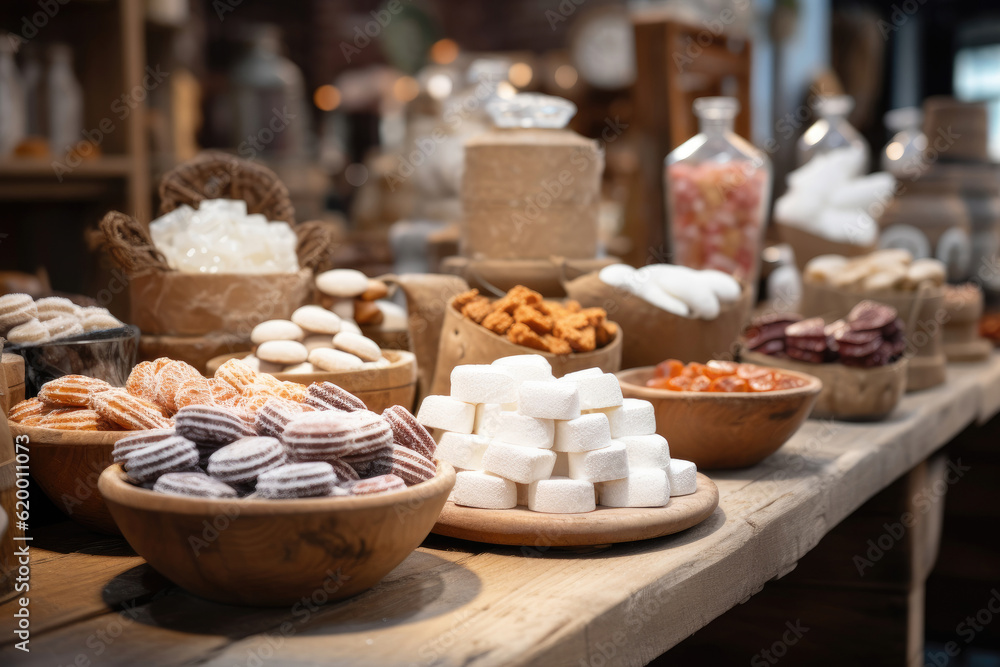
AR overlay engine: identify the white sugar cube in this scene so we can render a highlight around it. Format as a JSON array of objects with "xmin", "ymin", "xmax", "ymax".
[
  {"xmin": 518, "ymin": 380, "xmax": 580, "ymax": 420},
  {"xmin": 567, "ymin": 441, "xmax": 629, "ymax": 482},
  {"xmin": 474, "ymin": 403, "xmax": 504, "ymax": 438},
  {"xmin": 452, "ymin": 471, "xmax": 517, "ymax": 509},
  {"xmin": 553, "ymin": 413, "xmax": 612, "ymax": 453},
  {"xmin": 437, "ymin": 432, "xmax": 490, "ymax": 470},
  {"xmin": 492, "ymin": 354, "xmax": 554, "ymax": 383},
  {"xmin": 528, "ymin": 477, "xmax": 596, "ymax": 514},
  {"xmin": 450, "ymin": 365, "xmax": 518, "ymax": 404},
  {"xmin": 416, "ymin": 395, "xmax": 476, "ymax": 434},
  {"xmin": 617, "ymin": 434, "xmax": 671, "ymax": 469},
  {"xmin": 598, "ymin": 469, "xmax": 671, "ymax": 507},
  {"xmin": 606, "ymin": 398, "xmax": 657, "ymax": 437},
  {"xmin": 668, "ymin": 459, "xmax": 698, "ymax": 496},
  {"xmin": 496, "ymin": 412, "xmax": 554, "ymax": 448},
  {"xmin": 560, "ymin": 370, "xmax": 623, "ymax": 411},
  {"xmin": 482, "ymin": 441, "xmax": 556, "ymax": 484}
]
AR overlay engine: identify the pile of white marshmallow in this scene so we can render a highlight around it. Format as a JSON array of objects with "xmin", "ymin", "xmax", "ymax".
[
  {"xmin": 150, "ymin": 199, "xmax": 299, "ymax": 274},
  {"xmin": 774, "ymin": 148, "xmax": 895, "ymax": 246},
  {"xmin": 416, "ymin": 355, "xmax": 697, "ymax": 513},
  {"xmin": 599, "ymin": 264, "xmax": 741, "ymax": 320}
]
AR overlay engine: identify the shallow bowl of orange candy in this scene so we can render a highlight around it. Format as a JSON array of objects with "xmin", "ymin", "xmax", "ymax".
[{"xmin": 616, "ymin": 360, "xmax": 822, "ymax": 469}]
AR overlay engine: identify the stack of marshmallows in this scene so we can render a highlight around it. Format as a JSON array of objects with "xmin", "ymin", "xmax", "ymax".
[{"xmin": 416, "ymin": 355, "xmax": 697, "ymax": 513}]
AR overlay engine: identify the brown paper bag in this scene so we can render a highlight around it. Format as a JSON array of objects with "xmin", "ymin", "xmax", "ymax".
[{"xmin": 563, "ymin": 272, "xmax": 753, "ymax": 368}]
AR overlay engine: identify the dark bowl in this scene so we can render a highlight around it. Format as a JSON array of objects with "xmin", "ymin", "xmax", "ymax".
[{"xmin": 8, "ymin": 325, "xmax": 140, "ymax": 396}]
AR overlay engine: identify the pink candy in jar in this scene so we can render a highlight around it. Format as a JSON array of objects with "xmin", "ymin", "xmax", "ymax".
[{"xmin": 664, "ymin": 97, "xmax": 772, "ymax": 282}]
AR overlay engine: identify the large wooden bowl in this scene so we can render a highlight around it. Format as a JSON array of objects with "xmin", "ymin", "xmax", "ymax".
[
  {"xmin": 741, "ymin": 349, "xmax": 908, "ymax": 421},
  {"xmin": 9, "ymin": 424, "xmax": 129, "ymax": 535},
  {"xmin": 99, "ymin": 461, "xmax": 456, "ymax": 606},
  {"xmin": 616, "ymin": 367, "xmax": 822, "ymax": 469},
  {"xmin": 207, "ymin": 349, "xmax": 418, "ymax": 412}
]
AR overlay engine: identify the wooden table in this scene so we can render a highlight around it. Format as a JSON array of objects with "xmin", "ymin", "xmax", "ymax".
[{"xmin": 4, "ymin": 355, "xmax": 1000, "ymax": 667}]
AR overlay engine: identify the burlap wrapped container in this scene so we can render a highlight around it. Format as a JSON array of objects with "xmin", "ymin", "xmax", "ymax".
[
  {"xmin": 799, "ymin": 281, "xmax": 947, "ymax": 391},
  {"xmin": 461, "ymin": 128, "xmax": 603, "ymax": 260},
  {"xmin": 563, "ymin": 272, "xmax": 753, "ymax": 369}
]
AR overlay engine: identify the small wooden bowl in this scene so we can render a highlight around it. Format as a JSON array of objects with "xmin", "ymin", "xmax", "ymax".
[
  {"xmin": 9, "ymin": 424, "xmax": 130, "ymax": 535},
  {"xmin": 99, "ymin": 461, "xmax": 456, "ymax": 606},
  {"xmin": 207, "ymin": 349, "xmax": 418, "ymax": 412},
  {"xmin": 616, "ymin": 367, "xmax": 822, "ymax": 469},
  {"xmin": 741, "ymin": 349, "xmax": 908, "ymax": 421}
]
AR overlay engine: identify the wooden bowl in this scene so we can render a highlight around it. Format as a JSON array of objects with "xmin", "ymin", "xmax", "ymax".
[
  {"xmin": 616, "ymin": 367, "xmax": 822, "ymax": 469},
  {"xmin": 99, "ymin": 461, "xmax": 456, "ymax": 606},
  {"xmin": 9, "ymin": 424, "xmax": 130, "ymax": 535},
  {"xmin": 207, "ymin": 349, "xmax": 418, "ymax": 412},
  {"xmin": 741, "ymin": 349, "xmax": 908, "ymax": 421}
]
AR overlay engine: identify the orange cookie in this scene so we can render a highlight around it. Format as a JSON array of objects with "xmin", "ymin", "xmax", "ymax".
[
  {"xmin": 92, "ymin": 389, "xmax": 172, "ymax": 430},
  {"xmin": 209, "ymin": 378, "xmax": 242, "ymax": 407},
  {"xmin": 281, "ymin": 381, "xmax": 308, "ymax": 403},
  {"xmin": 37, "ymin": 374, "xmax": 113, "ymax": 407},
  {"xmin": 215, "ymin": 358, "xmax": 259, "ymax": 394},
  {"xmin": 126, "ymin": 361, "xmax": 161, "ymax": 404},
  {"xmin": 39, "ymin": 408, "xmax": 103, "ymax": 431},
  {"xmin": 174, "ymin": 378, "xmax": 217, "ymax": 410},
  {"xmin": 8, "ymin": 398, "xmax": 50, "ymax": 423},
  {"xmin": 154, "ymin": 360, "xmax": 202, "ymax": 412}
]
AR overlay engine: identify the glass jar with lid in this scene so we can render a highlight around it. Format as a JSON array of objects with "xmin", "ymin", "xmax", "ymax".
[
  {"xmin": 664, "ymin": 96, "xmax": 771, "ymax": 281},
  {"xmin": 797, "ymin": 94, "xmax": 870, "ymax": 168}
]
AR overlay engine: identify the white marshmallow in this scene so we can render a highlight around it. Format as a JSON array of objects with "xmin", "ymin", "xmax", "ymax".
[
  {"xmin": 452, "ymin": 471, "xmax": 517, "ymax": 509},
  {"xmin": 473, "ymin": 403, "xmax": 504, "ymax": 438},
  {"xmin": 553, "ymin": 413, "xmax": 612, "ymax": 453},
  {"xmin": 491, "ymin": 354, "xmax": 554, "ymax": 383},
  {"xmin": 315, "ymin": 269, "xmax": 370, "ymax": 298},
  {"xmin": 617, "ymin": 434, "xmax": 671, "ymax": 469},
  {"xmin": 518, "ymin": 380, "xmax": 580, "ymax": 420},
  {"xmin": 598, "ymin": 469, "xmax": 671, "ymax": 507},
  {"xmin": 416, "ymin": 395, "xmax": 476, "ymax": 434},
  {"xmin": 291, "ymin": 305, "xmax": 342, "ymax": 335},
  {"xmin": 606, "ymin": 399, "xmax": 657, "ymax": 438},
  {"xmin": 496, "ymin": 412, "xmax": 554, "ymax": 448},
  {"xmin": 251, "ymin": 319, "xmax": 305, "ymax": 344},
  {"xmin": 528, "ymin": 477, "xmax": 596, "ymax": 514},
  {"xmin": 256, "ymin": 340, "xmax": 308, "ymax": 364},
  {"xmin": 308, "ymin": 347, "xmax": 364, "ymax": 372},
  {"xmin": 482, "ymin": 441, "xmax": 556, "ymax": 484},
  {"xmin": 437, "ymin": 432, "xmax": 490, "ymax": 470},
  {"xmin": 560, "ymin": 370, "xmax": 623, "ymax": 411},
  {"xmin": 668, "ymin": 459, "xmax": 698, "ymax": 496},
  {"xmin": 450, "ymin": 365, "xmax": 518, "ymax": 404},
  {"xmin": 567, "ymin": 441, "xmax": 629, "ymax": 482}
]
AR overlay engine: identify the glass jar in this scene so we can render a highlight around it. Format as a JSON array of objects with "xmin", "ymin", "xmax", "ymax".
[
  {"xmin": 664, "ymin": 96, "xmax": 771, "ymax": 281},
  {"xmin": 797, "ymin": 94, "xmax": 869, "ymax": 168},
  {"xmin": 881, "ymin": 106, "xmax": 927, "ymax": 177},
  {"xmin": 0, "ymin": 35, "xmax": 25, "ymax": 156}
]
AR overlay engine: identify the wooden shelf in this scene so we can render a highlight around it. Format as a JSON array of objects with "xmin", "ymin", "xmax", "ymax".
[{"xmin": 0, "ymin": 156, "xmax": 134, "ymax": 179}]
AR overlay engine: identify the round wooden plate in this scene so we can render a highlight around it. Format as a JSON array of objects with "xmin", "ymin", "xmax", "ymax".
[{"xmin": 432, "ymin": 473, "xmax": 719, "ymax": 547}]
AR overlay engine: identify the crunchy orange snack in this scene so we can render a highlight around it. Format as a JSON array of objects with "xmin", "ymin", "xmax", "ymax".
[
  {"xmin": 8, "ymin": 397, "xmax": 51, "ymax": 423},
  {"xmin": 154, "ymin": 360, "xmax": 202, "ymax": 412},
  {"xmin": 39, "ymin": 408, "xmax": 105, "ymax": 431},
  {"xmin": 92, "ymin": 389, "xmax": 172, "ymax": 430},
  {"xmin": 507, "ymin": 322, "xmax": 548, "ymax": 351},
  {"xmin": 513, "ymin": 305, "xmax": 553, "ymax": 335},
  {"xmin": 209, "ymin": 378, "xmax": 242, "ymax": 407},
  {"xmin": 452, "ymin": 289, "xmax": 482, "ymax": 310},
  {"xmin": 543, "ymin": 335, "xmax": 573, "ymax": 355},
  {"xmin": 482, "ymin": 310, "xmax": 514, "ymax": 335},
  {"xmin": 215, "ymin": 358, "xmax": 259, "ymax": 394},
  {"xmin": 173, "ymin": 378, "xmax": 217, "ymax": 410},
  {"xmin": 126, "ymin": 360, "xmax": 162, "ymax": 404},
  {"xmin": 648, "ymin": 359, "xmax": 808, "ymax": 393},
  {"xmin": 461, "ymin": 298, "xmax": 493, "ymax": 324},
  {"xmin": 37, "ymin": 374, "xmax": 113, "ymax": 407}
]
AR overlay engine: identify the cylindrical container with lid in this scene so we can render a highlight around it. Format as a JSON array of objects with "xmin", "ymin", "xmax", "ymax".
[
  {"xmin": 664, "ymin": 96, "xmax": 771, "ymax": 281},
  {"xmin": 798, "ymin": 95, "xmax": 870, "ymax": 168},
  {"xmin": 461, "ymin": 94, "xmax": 604, "ymax": 260}
]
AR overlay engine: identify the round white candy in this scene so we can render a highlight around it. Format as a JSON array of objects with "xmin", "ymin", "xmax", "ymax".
[
  {"xmin": 291, "ymin": 306, "xmax": 342, "ymax": 335},
  {"xmin": 315, "ymin": 269, "xmax": 370, "ymax": 298},
  {"xmin": 416, "ymin": 395, "xmax": 476, "ymax": 434},
  {"xmin": 332, "ymin": 331, "xmax": 382, "ymax": 362},
  {"xmin": 251, "ymin": 319, "xmax": 305, "ymax": 344},
  {"xmin": 256, "ymin": 340, "xmax": 309, "ymax": 365},
  {"xmin": 450, "ymin": 365, "xmax": 518, "ymax": 404},
  {"xmin": 452, "ymin": 471, "xmax": 517, "ymax": 509},
  {"xmin": 668, "ymin": 459, "xmax": 698, "ymax": 496},
  {"xmin": 307, "ymin": 347, "xmax": 364, "ymax": 372},
  {"xmin": 518, "ymin": 380, "xmax": 580, "ymax": 420},
  {"xmin": 528, "ymin": 477, "xmax": 596, "ymax": 514},
  {"xmin": 496, "ymin": 412, "xmax": 554, "ymax": 449},
  {"xmin": 481, "ymin": 441, "xmax": 556, "ymax": 484},
  {"xmin": 598, "ymin": 469, "xmax": 671, "ymax": 507},
  {"xmin": 553, "ymin": 413, "xmax": 612, "ymax": 453}
]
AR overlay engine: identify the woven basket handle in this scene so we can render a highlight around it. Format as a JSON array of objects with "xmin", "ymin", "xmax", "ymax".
[{"xmin": 98, "ymin": 210, "xmax": 171, "ymax": 275}]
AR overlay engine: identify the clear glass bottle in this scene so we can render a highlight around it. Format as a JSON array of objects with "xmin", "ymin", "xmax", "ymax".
[
  {"xmin": 797, "ymin": 94, "xmax": 870, "ymax": 168},
  {"xmin": 0, "ymin": 35, "xmax": 26, "ymax": 157},
  {"xmin": 664, "ymin": 96, "xmax": 771, "ymax": 281},
  {"xmin": 881, "ymin": 106, "xmax": 927, "ymax": 177}
]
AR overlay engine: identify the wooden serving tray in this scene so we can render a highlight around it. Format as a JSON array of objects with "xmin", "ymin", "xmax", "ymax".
[{"xmin": 432, "ymin": 473, "xmax": 719, "ymax": 547}]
